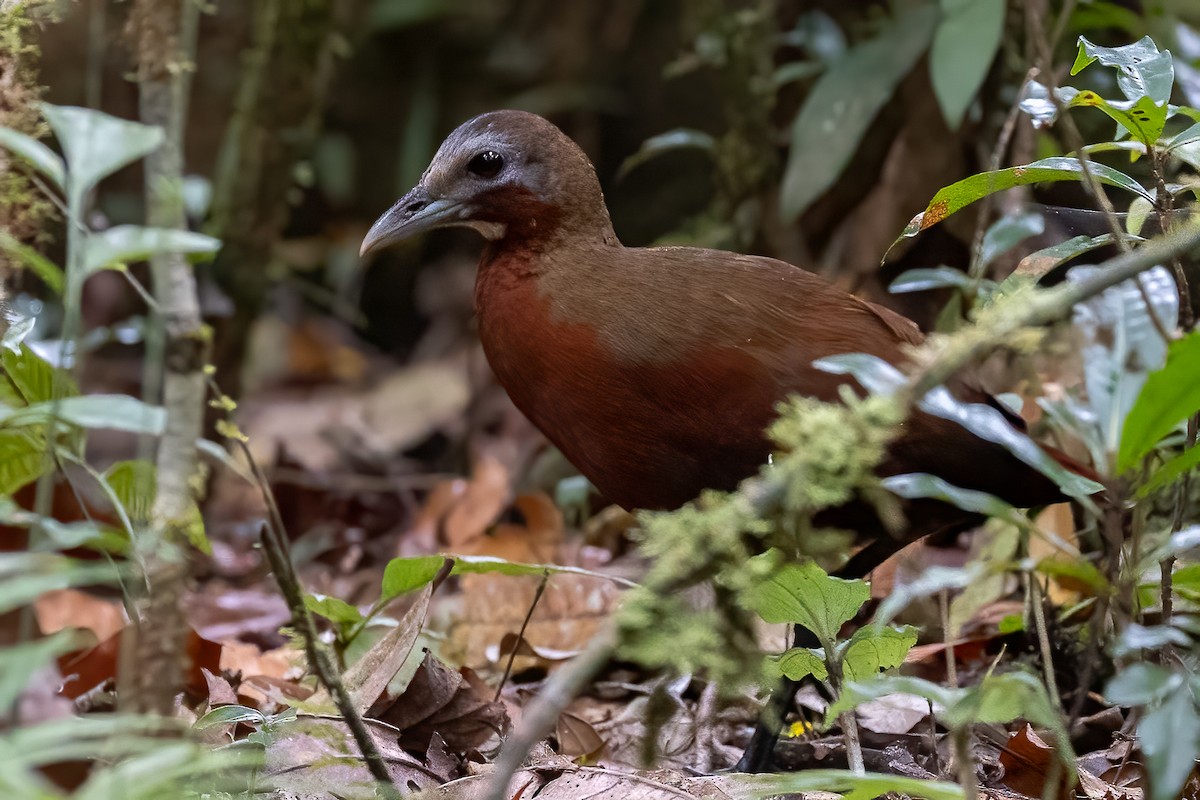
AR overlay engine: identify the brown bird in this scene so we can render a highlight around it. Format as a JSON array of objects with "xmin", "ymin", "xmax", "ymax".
[{"xmin": 361, "ymin": 110, "xmax": 1081, "ymax": 768}]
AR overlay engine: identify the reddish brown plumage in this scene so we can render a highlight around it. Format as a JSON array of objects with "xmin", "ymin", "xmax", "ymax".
[{"xmin": 362, "ymin": 110, "xmax": 1078, "ymax": 542}]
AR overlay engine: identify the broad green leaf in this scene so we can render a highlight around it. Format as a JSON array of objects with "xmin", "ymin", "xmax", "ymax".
[
  {"xmin": 979, "ymin": 211, "xmax": 1045, "ymax": 266},
  {"xmin": 812, "ymin": 352, "xmax": 906, "ymax": 396},
  {"xmin": 929, "ymin": 0, "xmax": 1006, "ymax": 129},
  {"xmin": 617, "ymin": 129, "xmax": 717, "ymax": 179},
  {"xmin": 883, "ymin": 473, "xmax": 1014, "ymax": 517},
  {"xmin": 919, "ymin": 386, "xmax": 1103, "ymax": 498},
  {"xmin": 0, "ymin": 630, "xmax": 80, "ymax": 711},
  {"xmin": 902, "ymin": 157, "xmax": 1154, "ymax": 238},
  {"xmin": 303, "ymin": 594, "xmax": 363, "ymax": 626},
  {"xmin": 193, "ymin": 704, "xmax": 266, "ymax": 730},
  {"xmin": 889, "ymin": 266, "xmax": 985, "ymax": 295},
  {"xmin": 1071, "ymin": 265, "xmax": 1177, "ymax": 465},
  {"xmin": 1105, "ymin": 663, "xmax": 1180, "ymax": 706},
  {"xmin": 816, "ymin": 352, "xmax": 1102, "ymax": 497},
  {"xmin": 0, "ymin": 126, "xmax": 65, "ymax": 189},
  {"xmin": 970, "ymin": 672, "xmax": 1071, "ymax": 761},
  {"xmin": 1139, "ymin": 446, "xmax": 1200, "ymax": 497},
  {"xmin": 0, "ymin": 553, "xmax": 119, "ymax": 613},
  {"xmin": 771, "ymin": 647, "xmax": 827, "ymax": 682},
  {"xmin": 1072, "ymin": 36, "xmax": 1174, "ymax": 106},
  {"xmin": 780, "ymin": 4, "xmax": 937, "ymax": 221},
  {"xmin": 1119, "ymin": 331, "xmax": 1200, "ymax": 472},
  {"xmin": 380, "ymin": 555, "xmax": 445, "ymax": 602},
  {"xmin": 104, "ymin": 460, "xmax": 156, "ymax": 523},
  {"xmin": 2, "ymin": 343, "xmax": 78, "ymax": 404},
  {"xmin": 0, "ymin": 233, "xmax": 65, "ymax": 294},
  {"xmin": 1112, "ymin": 623, "xmax": 1191, "ymax": 657},
  {"xmin": 1168, "ymin": 120, "xmax": 1200, "ymax": 151},
  {"xmin": 41, "ymin": 104, "xmax": 163, "ymax": 210},
  {"xmin": 1059, "ymin": 87, "xmax": 1168, "ymax": 146},
  {"xmin": 1034, "ymin": 556, "xmax": 1109, "ymax": 595},
  {"xmin": 1139, "ymin": 684, "xmax": 1200, "ymax": 800},
  {"xmin": 0, "ymin": 429, "xmax": 48, "ymax": 494},
  {"xmin": 841, "ymin": 624, "xmax": 917, "ymax": 682},
  {"xmin": 1126, "ymin": 196, "xmax": 1154, "ymax": 236},
  {"xmin": 736, "ymin": 770, "xmax": 964, "ymax": 800},
  {"xmin": 742, "ymin": 558, "xmax": 869, "ymax": 645},
  {"xmin": 1008, "ymin": 235, "xmax": 1118, "ymax": 287},
  {"xmin": 4, "ymin": 394, "xmax": 166, "ymax": 434},
  {"xmin": 84, "ymin": 226, "xmax": 222, "ymax": 274}
]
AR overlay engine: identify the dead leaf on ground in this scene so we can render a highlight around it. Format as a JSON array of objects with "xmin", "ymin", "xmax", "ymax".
[
  {"xmin": 34, "ymin": 589, "xmax": 127, "ymax": 645},
  {"xmin": 263, "ymin": 714, "xmax": 443, "ymax": 798},
  {"xmin": 443, "ymin": 454, "xmax": 511, "ymax": 549},
  {"xmin": 856, "ymin": 692, "xmax": 932, "ymax": 735},
  {"xmin": 999, "ymin": 724, "xmax": 1074, "ymax": 799},
  {"xmin": 373, "ymin": 650, "xmax": 509, "ymax": 755},
  {"xmin": 57, "ymin": 626, "xmax": 221, "ymax": 701},
  {"xmin": 416, "ymin": 765, "xmax": 845, "ymax": 800}
]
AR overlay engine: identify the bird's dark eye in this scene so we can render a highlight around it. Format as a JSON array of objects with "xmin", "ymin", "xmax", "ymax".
[{"xmin": 467, "ymin": 150, "xmax": 504, "ymax": 178}]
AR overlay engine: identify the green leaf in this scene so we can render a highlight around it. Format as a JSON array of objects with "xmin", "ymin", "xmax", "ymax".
[
  {"xmin": 1105, "ymin": 663, "xmax": 1180, "ymax": 706},
  {"xmin": 1140, "ymin": 445, "xmax": 1200, "ymax": 497},
  {"xmin": 883, "ymin": 473, "xmax": 1014, "ymax": 517},
  {"xmin": 1072, "ymin": 36, "xmax": 1174, "ymax": 106},
  {"xmin": 104, "ymin": 460, "xmax": 156, "ymax": 523},
  {"xmin": 303, "ymin": 594, "xmax": 363, "ymax": 626},
  {"xmin": 4, "ymin": 394, "xmax": 167, "ymax": 434},
  {"xmin": 780, "ymin": 4, "xmax": 937, "ymax": 221},
  {"xmin": 902, "ymin": 157, "xmax": 1154, "ymax": 238},
  {"xmin": 1072, "ymin": 265, "xmax": 1177, "ymax": 464},
  {"xmin": 193, "ymin": 704, "xmax": 266, "ymax": 730},
  {"xmin": 84, "ymin": 226, "xmax": 222, "ymax": 274},
  {"xmin": 1139, "ymin": 684, "xmax": 1200, "ymax": 800},
  {"xmin": 929, "ymin": 0, "xmax": 1006, "ymax": 129},
  {"xmin": 0, "ymin": 126, "xmax": 65, "ymax": 190},
  {"xmin": 1006, "ymin": 234, "xmax": 1119, "ymax": 287},
  {"xmin": 742, "ymin": 558, "xmax": 869, "ymax": 645},
  {"xmin": 617, "ymin": 129, "xmax": 717, "ymax": 180},
  {"xmin": 826, "ymin": 674, "xmax": 962, "ymax": 725},
  {"xmin": 380, "ymin": 555, "xmax": 444, "ymax": 603},
  {"xmin": 970, "ymin": 672, "xmax": 1070, "ymax": 752},
  {"xmin": 41, "ymin": 104, "xmax": 163, "ymax": 211},
  {"xmin": 2, "ymin": 343, "xmax": 78, "ymax": 405},
  {"xmin": 812, "ymin": 352, "xmax": 906, "ymax": 396},
  {"xmin": 841, "ymin": 624, "xmax": 917, "ymax": 682},
  {"xmin": 889, "ymin": 266, "xmax": 983, "ymax": 295},
  {"xmin": 0, "ymin": 630, "xmax": 80, "ymax": 711},
  {"xmin": 1034, "ymin": 556, "xmax": 1109, "ymax": 595},
  {"xmin": 771, "ymin": 647, "xmax": 828, "ymax": 682},
  {"xmin": 736, "ymin": 770, "xmax": 965, "ymax": 800},
  {"xmin": 1067, "ymin": 88, "xmax": 1167, "ymax": 147},
  {"xmin": 449, "ymin": 554, "xmax": 633, "ymax": 584},
  {"xmin": 0, "ymin": 429, "xmax": 48, "ymax": 495},
  {"xmin": 979, "ymin": 211, "xmax": 1045, "ymax": 266},
  {"xmin": 1167, "ymin": 120, "xmax": 1200, "ymax": 151},
  {"xmin": 0, "ymin": 233, "xmax": 65, "ymax": 294},
  {"xmin": 0, "ymin": 553, "xmax": 119, "ymax": 614},
  {"xmin": 1119, "ymin": 331, "xmax": 1200, "ymax": 472},
  {"xmin": 919, "ymin": 385, "xmax": 1103, "ymax": 498}
]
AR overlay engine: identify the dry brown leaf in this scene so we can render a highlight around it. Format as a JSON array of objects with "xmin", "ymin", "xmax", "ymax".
[
  {"xmin": 443, "ymin": 454, "xmax": 511, "ymax": 548},
  {"xmin": 555, "ymin": 710, "xmax": 605, "ymax": 760},
  {"xmin": 855, "ymin": 693, "xmax": 931, "ymax": 735},
  {"xmin": 374, "ymin": 651, "xmax": 509, "ymax": 754},
  {"xmin": 998, "ymin": 724, "xmax": 1073, "ymax": 799},
  {"xmin": 264, "ymin": 715, "xmax": 442, "ymax": 798},
  {"xmin": 34, "ymin": 589, "xmax": 127, "ymax": 644}
]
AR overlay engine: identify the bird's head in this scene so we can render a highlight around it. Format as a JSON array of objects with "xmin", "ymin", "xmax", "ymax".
[{"xmin": 360, "ymin": 110, "xmax": 615, "ymax": 257}]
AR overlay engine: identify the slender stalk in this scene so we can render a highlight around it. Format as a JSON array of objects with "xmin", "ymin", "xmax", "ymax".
[{"xmin": 120, "ymin": 0, "xmax": 206, "ymax": 716}]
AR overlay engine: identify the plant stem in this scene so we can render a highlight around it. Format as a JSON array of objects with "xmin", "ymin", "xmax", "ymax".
[{"xmin": 120, "ymin": 0, "xmax": 206, "ymax": 716}]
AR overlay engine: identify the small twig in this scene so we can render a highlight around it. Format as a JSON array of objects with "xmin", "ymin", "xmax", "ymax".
[
  {"xmin": 927, "ymin": 699, "xmax": 941, "ymax": 776},
  {"xmin": 486, "ymin": 627, "xmax": 616, "ymax": 800},
  {"xmin": 238, "ymin": 441, "xmax": 399, "ymax": 799},
  {"xmin": 940, "ymin": 589, "xmax": 959, "ymax": 690},
  {"xmin": 952, "ymin": 727, "xmax": 979, "ymax": 800},
  {"xmin": 1028, "ymin": 573, "xmax": 1062, "ymax": 709},
  {"xmin": 495, "ymin": 572, "xmax": 550, "ymax": 702}
]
